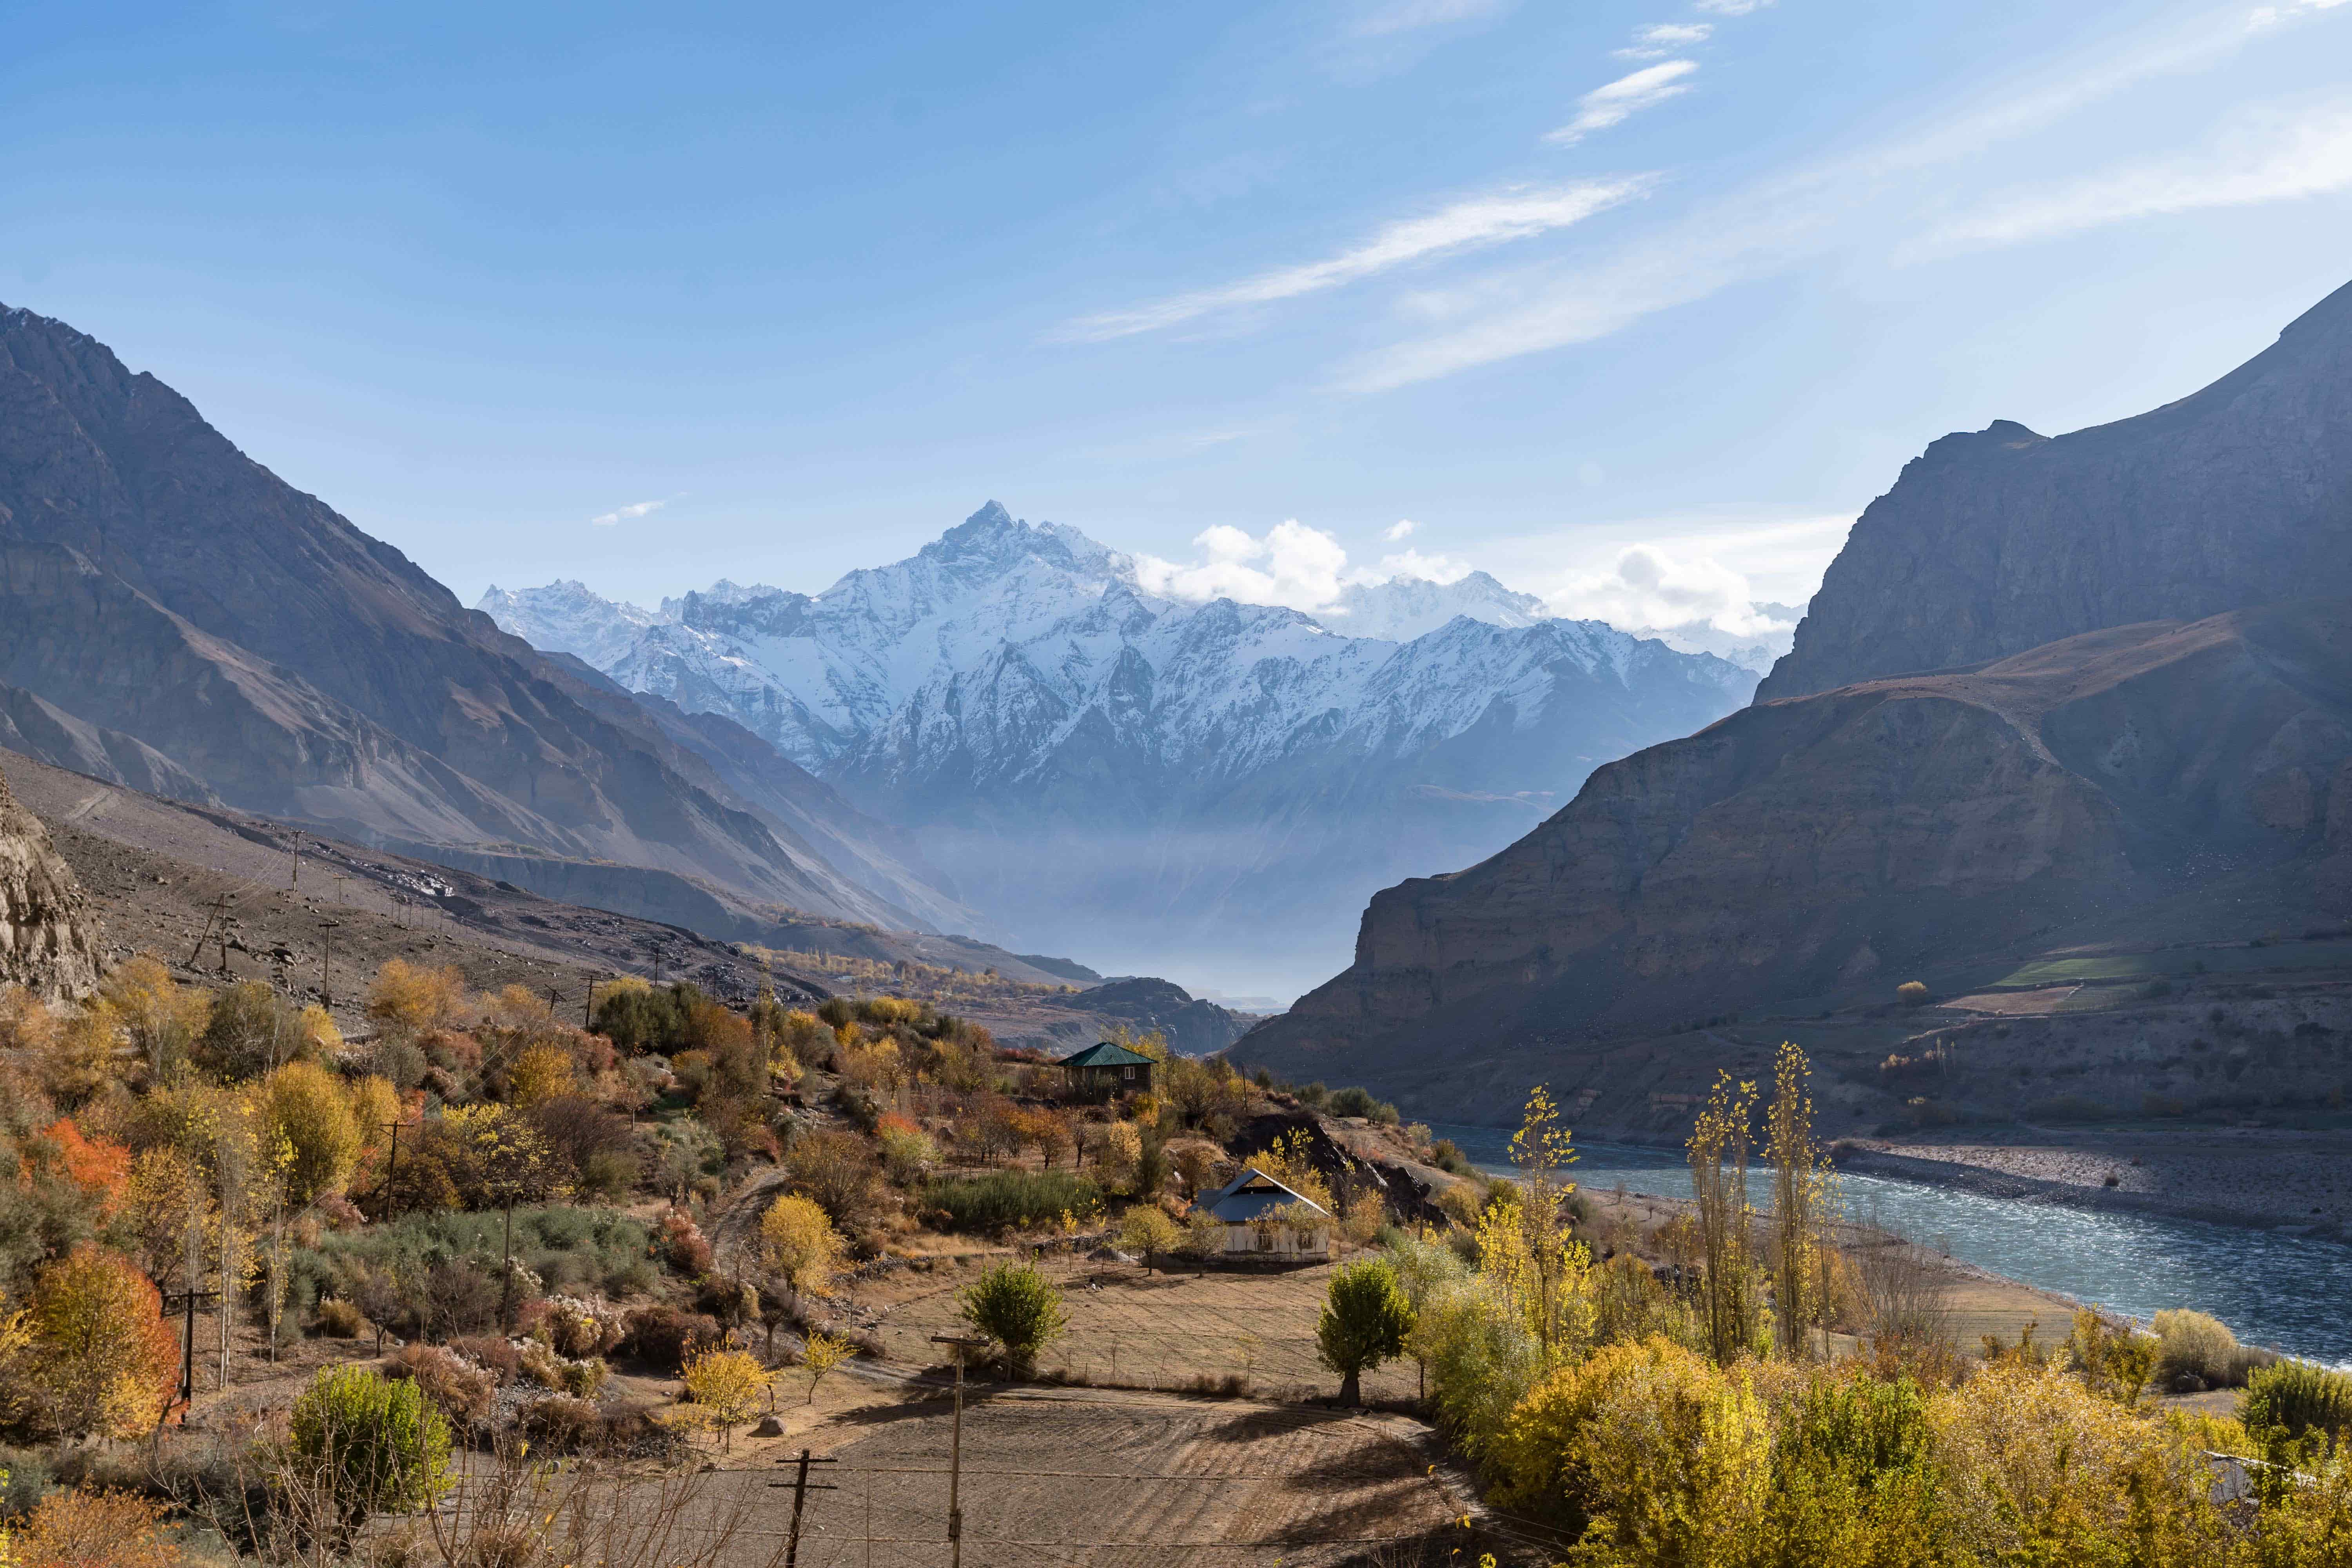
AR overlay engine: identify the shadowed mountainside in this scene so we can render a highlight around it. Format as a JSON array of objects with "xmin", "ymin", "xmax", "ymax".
[{"xmin": 1241, "ymin": 601, "xmax": 2352, "ymax": 1111}]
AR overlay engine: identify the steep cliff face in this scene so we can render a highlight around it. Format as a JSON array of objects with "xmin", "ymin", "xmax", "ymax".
[
  {"xmin": 1759, "ymin": 279, "xmax": 2352, "ymax": 702},
  {"xmin": 1242, "ymin": 603, "xmax": 2352, "ymax": 1106},
  {"xmin": 0, "ymin": 303, "xmax": 972, "ymax": 935},
  {"xmin": 0, "ymin": 761, "xmax": 100, "ymax": 997}
]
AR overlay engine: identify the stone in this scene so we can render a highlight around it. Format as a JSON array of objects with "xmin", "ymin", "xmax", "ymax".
[{"xmin": 0, "ymin": 760, "xmax": 101, "ymax": 998}]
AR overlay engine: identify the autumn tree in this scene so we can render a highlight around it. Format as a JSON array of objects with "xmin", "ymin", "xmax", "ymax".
[
  {"xmin": 759, "ymin": 1194, "xmax": 843, "ymax": 1299},
  {"xmin": 1763, "ymin": 1042, "xmax": 1835, "ymax": 1360},
  {"xmin": 367, "ymin": 960, "xmax": 471, "ymax": 1037},
  {"xmin": 22, "ymin": 1245, "xmax": 181, "ymax": 1438},
  {"xmin": 1316, "ymin": 1258, "xmax": 1414, "ymax": 1406},
  {"xmin": 258, "ymin": 1060, "xmax": 363, "ymax": 1206},
  {"xmin": 797, "ymin": 1331, "xmax": 855, "ymax": 1404},
  {"xmin": 782, "ymin": 1131, "xmax": 879, "ymax": 1227},
  {"xmin": 1688, "ymin": 1070, "xmax": 1761, "ymax": 1365},
  {"xmin": 681, "ymin": 1349, "xmax": 767, "ymax": 1447},
  {"xmin": 102, "ymin": 958, "xmax": 211, "ymax": 1081}
]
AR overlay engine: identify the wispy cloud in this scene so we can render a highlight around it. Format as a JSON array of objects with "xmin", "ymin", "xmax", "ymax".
[
  {"xmin": 1351, "ymin": 0, "xmax": 1511, "ymax": 37},
  {"xmin": 1693, "ymin": 0, "xmax": 1773, "ymax": 14},
  {"xmin": 1383, "ymin": 518, "xmax": 1417, "ymax": 541},
  {"xmin": 1544, "ymin": 61, "xmax": 1699, "ymax": 145},
  {"xmin": 1615, "ymin": 22, "xmax": 1713, "ymax": 60},
  {"xmin": 1911, "ymin": 99, "xmax": 2352, "ymax": 255},
  {"xmin": 1058, "ymin": 177, "xmax": 1650, "ymax": 341},
  {"xmin": 591, "ymin": 499, "xmax": 667, "ymax": 527},
  {"xmin": 2250, "ymin": 0, "xmax": 2350, "ymax": 29},
  {"xmin": 1348, "ymin": 0, "xmax": 2352, "ymax": 392}
]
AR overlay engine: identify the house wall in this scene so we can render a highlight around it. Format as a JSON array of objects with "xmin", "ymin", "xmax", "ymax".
[{"xmin": 1219, "ymin": 1223, "xmax": 1330, "ymax": 1259}]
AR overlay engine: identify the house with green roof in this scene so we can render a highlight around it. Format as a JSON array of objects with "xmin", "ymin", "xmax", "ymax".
[{"xmin": 1056, "ymin": 1040, "xmax": 1156, "ymax": 1103}]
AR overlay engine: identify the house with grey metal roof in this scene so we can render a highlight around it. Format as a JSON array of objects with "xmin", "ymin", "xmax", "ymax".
[
  {"xmin": 1055, "ymin": 1040, "xmax": 1156, "ymax": 1103},
  {"xmin": 1196, "ymin": 1167, "xmax": 1331, "ymax": 1261}
]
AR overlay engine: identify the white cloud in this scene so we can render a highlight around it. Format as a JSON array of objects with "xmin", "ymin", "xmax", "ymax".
[
  {"xmin": 2250, "ymin": 0, "xmax": 2350, "ymax": 29},
  {"xmin": 1479, "ymin": 510, "xmax": 1851, "ymax": 635},
  {"xmin": 1060, "ymin": 177, "xmax": 1650, "ymax": 341},
  {"xmin": 1909, "ymin": 100, "xmax": 2352, "ymax": 255},
  {"xmin": 591, "ymin": 499, "xmax": 666, "ymax": 527},
  {"xmin": 1615, "ymin": 22, "xmax": 1713, "ymax": 59},
  {"xmin": 1545, "ymin": 545, "xmax": 1778, "ymax": 635},
  {"xmin": 1383, "ymin": 518, "xmax": 1417, "ymax": 541},
  {"xmin": 1376, "ymin": 547, "xmax": 1474, "ymax": 583},
  {"xmin": 1693, "ymin": 0, "xmax": 1773, "ymax": 14},
  {"xmin": 1134, "ymin": 519, "xmax": 1353, "ymax": 610},
  {"xmin": 1352, "ymin": 0, "xmax": 1510, "ymax": 36},
  {"xmin": 1544, "ymin": 61, "xmax": 1699, "ymax": 146}
]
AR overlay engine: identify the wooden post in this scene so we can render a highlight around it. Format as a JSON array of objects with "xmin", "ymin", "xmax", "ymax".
[
  {"xmin": 767, "ymin": 1450, "xmax": 835, "ymax": 1568},
  {"xmin": 930, "ymin": 1335, "xmax": 986, "ymax": 1568}
]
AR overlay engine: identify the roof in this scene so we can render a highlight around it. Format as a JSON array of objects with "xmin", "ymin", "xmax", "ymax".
[
  {"xmin": 1056, "ymin": 1041, "xmax": 1156, "ymax": 1069},
  {"xmin": 1199, "ymin": 1167, "xmax": 1331, "ymax": 1224}
]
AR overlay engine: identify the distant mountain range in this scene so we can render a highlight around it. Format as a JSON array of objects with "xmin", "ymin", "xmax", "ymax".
[
  {"xmin": 1242, "ymin": 278, "xmax": 2352, "ymax": 1117},
  {"xmin": 483, "ymin": 507, "xmax": 1756, "ymax": 989}
]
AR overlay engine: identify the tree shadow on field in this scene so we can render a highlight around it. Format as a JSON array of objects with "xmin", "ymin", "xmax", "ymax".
[{"xmin": 1200, "ymin": 1406, "xmax": 1355, "ymax": 1445}]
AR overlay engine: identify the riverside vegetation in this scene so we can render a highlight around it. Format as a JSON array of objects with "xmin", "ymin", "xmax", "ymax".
[
  {"xmin": 0, "ymin": 954, "xmax": 2343, "ymax": 1565},
  {"xmin": 1314, "ymin": 1047, "xmax": 2352, "ymax": 1565}
]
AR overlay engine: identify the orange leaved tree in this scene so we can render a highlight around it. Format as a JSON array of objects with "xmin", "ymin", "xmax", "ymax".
[{"xmin": 23, "ymin": 1245, "xmax": 181, "ymax": 1438}]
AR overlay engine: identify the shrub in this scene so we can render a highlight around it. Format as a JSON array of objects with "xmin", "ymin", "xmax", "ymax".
[
  {"xmin": 542, "ymin": 1295, "xmax": 625, "ymax": 1359},
  {"xmin": 383, "ymin": 1345, "xmax": 495, "ymax": 1430},
  {"xmin": 2151, "ymin": 1307, "xmax": 2239, "ymax": 1390},
  {"xmin": 516, "ymin": 1394, "xmax": 601, "ymax": 1454},
  {"xmin": 287, "ymin": 1365, "xmax": 453, "ymax": 1537},
  {"xmin": 307, "ymin": 1207, "xmax": 652, "ymax": 1303},
  {"xmin": 657, "ymin": 1206, "xmax": 713, "ymax": 1275},
  {"xmin": 923, "ymin": 1171, "xmax": 1101, "ymax": 1233},
  {"xmin": 11, "ymin": 1487, "xmax": 182, "ymax": 1568},
  {"xmin": 957, "ymin": 1261, "xmax": 1068, "ymax": 1378},
  {"xmin": 1411, "ymin": 1281, "xmax": 1541, "ymax": 1461},
  {"xmin": 451, "ymin": 1334, "xmax": 521, "ymax": 1385},
  {"xmin": 314, "ymin": 1298, "xmax": 365, "ymax": 1339},
  {"xmin": 2244, "ymin": 1360, "xmax": 2352, "ymax": 1460},
  {"xmin": 782, "ymin": 1131, "xmax": 881, "ymax": 1225},
  {"xmin": 1493, "ymin": 1336, "xmax": 1767, "ymax": 1549},
  {"xmin": 1896, "ymin": 981, "xmax": 1930, "ymax": 1007},
  {"xmin": 621, "ymin": 1306, "xmax": 720, "ymax": 1372},
  {"xmin": 1316, "ymin": 1258, "xmax": 1414, "ymax": 1406}
]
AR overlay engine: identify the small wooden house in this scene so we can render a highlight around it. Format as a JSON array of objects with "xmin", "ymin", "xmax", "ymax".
[
  {"xmin": 1056, "ymin": 1040, "xmax": 1156, "ymax": 1103},
  {"xmin": 1197, "ymin": 1167, "xmax": 1332, "ymax": 1261}
]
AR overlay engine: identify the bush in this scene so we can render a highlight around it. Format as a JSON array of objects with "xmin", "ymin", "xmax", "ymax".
[
  {"xmin": 305, "ymin": 1206, "xmax": 652, "ymax": 1309},
  {"xmin": 2151, "ymin": 1308, "xmax": 2239, "ymax": 1390},
  {"xmin": 10, "ymin": 1487, "xmax": 182, "ymax": 1568},
  {"xmin": 2244, "ymin": 1360, "xmax": 2352, "ymax": 1460},
  {"xmin": 620, "ymin": 1306, "xmax": 720, "ymax": 1372},
  {"xmin": 657, "ymin": 1206, "xmax": 713, "ymax": 1275},
  {"xmin": 314, "ymin": 1298, "xmax": 365, "ymax": 1339},
  {"xmin": 681, "ymin": 1349, "xmax": 767, "ymax": 1447},
  {"xmin": 542, "ymin": 1296, "xmax": 625, "ymax": 1359},
  {"xmin": 516, "ymin": 1394, "xmax": 601, "ymax": 1454},
  {"xmin": 760, "ymin": 1194, "xmax": 843, "ymax": 1295},
  {"xmin": 287, "ymin": 1365, "xmax": 453, "ymax": 1537},
  {"xmin": 22, "ymin": 1245, "xmax": 180, "ymax": 1440},
  {"xmin": 957, "ymin": 1261, "xmax": 1068, "ymax": 1378},
  {"xmin": 923, "ymin": 1171, "xmax": 1101, "ymax": 1233},
  {"xmin": 449, "ymin": 1334, "xmax": 521, "ymax": 1385},
  {"xmin": 1896, "ymin": 981, "xmax": 1930, "ymax": 1007},
  {"xmin": 383, "ymin": 1345, "xmax": 495, "ymax": 1430}
]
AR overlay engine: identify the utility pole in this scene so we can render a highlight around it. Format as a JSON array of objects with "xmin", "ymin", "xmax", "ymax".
[
  {"xmin": 584, "ymin": 976, "xmax": 598, "ymax": 1029},
  {"xmin": 930, "ymin": 1335, "xmax": 987, "ymax": 1568},
  {"xmin": 160, "ymin": 1285, "xmax": 221, "ymax": 1417},
  {"xmin": 187, "ymin": 894, "xmax": 230, "ymax": 969},
  {"xmin": 768, "ymin": 1449, "xmax": 837, "ymax": 1568},
  {"xmin": 375, "ymin": 1118, "xmax": 407, "ymax": 1211},
  {"xmin": 289, "ymin": 835, "xmax": 301, "ymax": 890},
  {"xmin": 331, "ymin": 873, "xmax": 352, "ymax": 908}
]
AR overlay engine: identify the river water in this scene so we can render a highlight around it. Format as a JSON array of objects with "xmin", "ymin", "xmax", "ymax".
[{"xmin": 1428, "ymin": 1125, "xmax": 2352, "ymax": 1367}]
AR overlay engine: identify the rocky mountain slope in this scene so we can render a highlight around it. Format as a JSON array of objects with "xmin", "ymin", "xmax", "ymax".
[
  {"xmin": 1244, "ymin": 600, "xmax": 2352, "ymax": 1111},
  {"xmin": 484, "ymin": 505, "xmax": 1755, "ymax": 988},
  {"xmin": 1242, "ymin": 278, "xmax": 2352, "ymax": 1113},
  {"xmin": 0, "ymin": 758, "xmax": 101, "ymax": 996},
  {"xmin": 1760, "ymin": 278, "xmax": 2352, "ymax": 702},
  {"xmin": 0, "ymin": 303, "xmax": 979, "ymax": 938}
]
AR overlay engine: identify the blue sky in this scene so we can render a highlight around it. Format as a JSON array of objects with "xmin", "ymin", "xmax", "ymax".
[{"xmin": 6, "ymin": 0, "xmax": 2352, "ymax": 639}]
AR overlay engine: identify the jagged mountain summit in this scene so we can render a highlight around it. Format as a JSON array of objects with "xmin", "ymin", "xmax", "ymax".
[
  {"xmin": 1760, "ymin": 278, "xmax": 2352, "ymax": 702},
  {"xmin": 483, "ymin": 505, "xmax": 1757, "ymax": 989},
  {"xmin": 0, "ymin": 303, "xmax": 980, "ymax": 939}
]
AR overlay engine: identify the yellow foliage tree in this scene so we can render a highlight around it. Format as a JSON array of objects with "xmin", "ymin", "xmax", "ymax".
[
  {"xmin": 366, "ymin": 960, "xmax": 471, "ymax": 1036},
  {"xmin": 506, "ymin": 1043, "xmax": 577, "ymax": 1107},
  {"xmin": 1251, "ymin": 1129, "xmax": 1333, "ymax": 1212},
  {"xmin": 798, "ymin": 1331, "xmax": 855, "ymax": 1404},
  {"xmin": 101, "ymin": 957, "xmax": 211, "ymax": 1079},
  {"xmin": 256, "ymin": 1060, "xmax": 362, "ymax": 1206},
  {"xmin": 11, "ymin": 1487, "xmax": 183, "ymax": 1568},
  {"xmin": 680, "ymin": 1349, "xmax": 768, "ymax": 1446},
  {"xmin": 759, "ymin": 1193, "xmax": 843, "ymax": 1297}
]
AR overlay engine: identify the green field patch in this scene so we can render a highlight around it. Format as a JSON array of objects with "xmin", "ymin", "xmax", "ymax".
[{"xmin": 1994, "ymin": 939, "xmax": 2352, "ymax": 990}]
